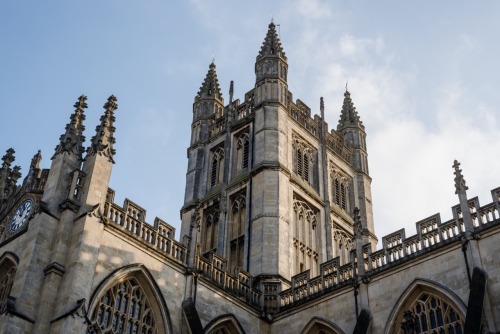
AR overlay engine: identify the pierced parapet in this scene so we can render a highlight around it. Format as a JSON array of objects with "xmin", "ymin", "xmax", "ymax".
[
  {"xmin": 337, "ymin": 90, "xmax": 364, "ymax": 130},
  {"xmin": 123, "ymin": 198, "xmax": 146, "ymax": 222},
  {"xmin": 0, "ymin": 148, "xmax": 22, "ymax": 203},
  {"xmin": 382, "ymin": 229, "xmax": 405, "ymax": 261},
  {"xmin": 154, "ymin": 217, "xmax": 176, "ymax": 239},
  {"xmin": 453, "ymin": 160, "xmax": 468, "ymax": 194},
  {"xmin": 87, "ymin": 95, "xmax": 117, "ymax": 163},
  {"xmin": 53, "ymin": 95, "xmax": 87, "ymax": 160},
  {"xmin": 416, "ymin": 214, "xmax": 441, "ymax": 247}
]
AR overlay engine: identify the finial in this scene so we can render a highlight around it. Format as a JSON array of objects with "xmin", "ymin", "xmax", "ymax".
[
  {"xmin": 271, "ymin": 14, "xmax": 273, "ymax": 24},
  {"xmin": 320, "ymin": 97, "xmax": 324, "ymax": 113},
  {"xmin": 1, "ymin": 148, "xmax": 15, "ymax": 166},
  {"xmin": 229, "ymin": 81, "xmax": 234, "ymax": 103},
  {"xmin": 345, "ymin": 81, "xmax": 349, "ymax": 92},
  {"xmin": 453, "ymin": 160, "xmax": 468, "ymax": 194}
]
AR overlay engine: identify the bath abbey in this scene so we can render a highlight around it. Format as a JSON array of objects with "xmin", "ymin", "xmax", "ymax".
[{"xmin": 0, "ymin": 22, "xmax": 499, "ymax": 333}]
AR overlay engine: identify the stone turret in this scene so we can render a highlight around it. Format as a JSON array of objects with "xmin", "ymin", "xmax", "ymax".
[
  {"xmin": 337, "ymin": 90, "xmax": 376, "ymax": 248},
  {"xmin": 191, "ymin": 63, "xmax": 224, "ymax": 146},
  {"xmin": 254, "ymin": 22, "xmax": 288, "ymax": 106}
]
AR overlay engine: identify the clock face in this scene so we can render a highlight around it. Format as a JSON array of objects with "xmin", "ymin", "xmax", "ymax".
[{"xmin": 10, "ymin": 199, "xmax": 33, "ymax": 232}]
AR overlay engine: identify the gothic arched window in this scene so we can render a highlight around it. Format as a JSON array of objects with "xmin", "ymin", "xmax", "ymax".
[
  {"xmin": 230, "ymin": 194, "xmax": 246, "ymax": 271},
  {"xmin": 236, "ymin": 133, "xmax": 250, "ymax": 171},
  {"xmin": 293, "ymin": 136, "xmax": 313, "ymax": 184},
  {"xmin": 87, "ymin": 277, "xmax": 158, "ymax": 334},
  {"xmin": 292, "ymin": 199, "xmax": 318, "ymax": 276},
  {"xmin": 0, "ymin": 256, "xmax": 17, "ymax": 314},
  {"xmin": 331, "ymin": 226, "xmax": 353, "ymax": 265},
  {"xmin": 398, "ymin": 292, "xmax": 464, "ymax": 334},
  {"xmin": 330, "ymin": 166, "xmax": 350, "ymax": 213},
  {"xmin": 203, "ymin": 208, "xmax": 220, "ymax": 254},
  {"xmin": 210, "ymin": 147, "xmax": 225, "ymax": 187}
]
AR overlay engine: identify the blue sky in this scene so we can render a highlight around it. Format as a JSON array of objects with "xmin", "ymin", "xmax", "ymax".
[{"xmin": 1, "ymin": 1, "xmax": 499, "ymax": 244}]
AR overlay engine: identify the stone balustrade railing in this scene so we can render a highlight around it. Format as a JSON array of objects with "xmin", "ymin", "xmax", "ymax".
[
  {"xmin": 195, "ymin": 252, "xmax": 262, "ymax": 308},
  {"xmin": 103, "ymin": 192, "xmax": 186, "ymax": 265}
]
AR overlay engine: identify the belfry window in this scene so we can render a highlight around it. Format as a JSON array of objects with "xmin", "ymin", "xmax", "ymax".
[
  {"xmin": 87, "ymin": 277, "xmax": 159, "ymax": 334},
  {"xmin": 236, "ymin": 133, "xmax": 250, "ymax": 171},
  {"xmin": 293, "ymin": 136, "xmax": 313, "ymax": 184},
  {"xmin": 210, "ymin": 147, "xmax": 225, "ymax": 187},
  {"xmin": 330, "ymin": 166, "xmax": 350, "ymax": 213}
]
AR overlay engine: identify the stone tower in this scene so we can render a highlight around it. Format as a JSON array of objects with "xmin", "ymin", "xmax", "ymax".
[{"xmin": 180, "ymin": 22, "xmax": 377, "ymax": 294}]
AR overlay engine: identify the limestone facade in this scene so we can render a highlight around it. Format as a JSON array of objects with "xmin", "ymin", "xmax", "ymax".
[{"xmin": 0, "ymin": 22, "xmax": 499, "ymax": 334}]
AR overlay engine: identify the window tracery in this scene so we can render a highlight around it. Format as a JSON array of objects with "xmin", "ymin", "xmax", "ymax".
[
  {"xmin": 87, "ymin": 277, "xmax": 158, "ymax": 334},
  {"xmin": 203, "ymin": 207, "xmax": 220, "ymax": 254},
  {"xmin": 330, "ymin": 165, "xmax": 350, "ymax": 212},
  {"xmin": 0, "ymin": 258, "xmax": 16, "ymax": 314},
  {"xmin": 230, "ymin": 194, "xmax": 246, "ymax": 270},
  {"xmin": 292, "ymin": 198, "xmax": 318, "ymax": 276},
  {"xmin": 236, "ymin": 133, "xmax": 250, "ymax": 171},
  {"xmin": 331, "ymin": 225, "xmax": 353, "ymax": 265},
  {"xmin": 292, "ymin": 136, "xmax": 313, "ymax": 184},
  {"xmin": 398, "ymin": 292, "xmax": 464, "ymax": 334},
  {"xmin": 210, "ymin": 147, "xmax": 225, "ymax": 187}
]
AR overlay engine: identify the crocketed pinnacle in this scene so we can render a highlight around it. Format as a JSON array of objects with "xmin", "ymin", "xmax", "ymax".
[
  {"xmin": 337, "ymin": 90, "xmax": 364, "ymax": 130},
  {"xmin": 87, "ymin": 95, "xmax": 117, "ymax": 163},
  {"xmin": 453, "ymin": 160, "xmax": 468, "ymax": 194},
  {"xmin": 196, "ymin": 62, "xmax": 223, "ymax": 101},
  {"xmin": 0, "ymin": 148, "xmax": 21, "ymax": 201},
  {"xmin": 52, "ymin": 95, "xmax": 87, "ymax": 160},
  {"xmin": 257, "ymin": 21, "xmax": 286, "ymax": 60}
]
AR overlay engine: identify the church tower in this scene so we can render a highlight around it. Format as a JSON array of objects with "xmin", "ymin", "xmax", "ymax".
[{"xmin": 181, "ymin": 22, "xmax": 376, "ymax": 295}]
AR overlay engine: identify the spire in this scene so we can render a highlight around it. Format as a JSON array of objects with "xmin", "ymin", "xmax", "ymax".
[
  {"xmin": 87, "ymin": 95, "xmax": 117, "ymax": 163},
  {"xmin": 52, "ymin": 95, "xmax": 87, "ymax": 160},
  {"xmin": 337, "ymin": 90, "xmax": 364, "ymax": 130},
  {"xmin": 196, "ymin": 62, "xmax": 223, "ymax": 101},
  {"xmin": 453, "ymin": 160, "xmax": 468, "ymax": 194},
  {"xmin": 257, "ymin": 21, "xmax": 286, "ymax": 60}
]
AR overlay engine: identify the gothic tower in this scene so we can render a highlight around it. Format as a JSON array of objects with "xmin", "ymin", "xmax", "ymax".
[{"xmin": 181, "ymin": 22, "xmax": 377, "ymax": 295}]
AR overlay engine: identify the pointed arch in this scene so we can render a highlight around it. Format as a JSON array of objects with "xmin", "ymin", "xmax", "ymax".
[
  {"xmin": 300, "ymin": 317, "xmax": 345, "ymax": 334},
  {"xmin": 204, "ymin": 314, "xmax": 245, "ymax": 334},
  {"xmin": 0, "ymin": 251, "xmax": 19, "ymax": 314},
  {"xmin": 384, "ymin": 278, "xmax": 466, "ymax": 334},
  {"xmin": 87, "ymin": 264, "xmax": 172, "ymax": 334}
]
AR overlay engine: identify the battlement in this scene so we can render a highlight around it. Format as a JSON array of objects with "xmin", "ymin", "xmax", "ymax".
[{"xmin": 103, "ymin": 188, "xmax": 185, "ymax": 265}]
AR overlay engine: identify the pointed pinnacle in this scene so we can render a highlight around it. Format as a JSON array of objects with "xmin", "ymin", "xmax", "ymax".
[
  {"xmin": 87, "ymin": 95, "xmax": 118, "ymax": 163},
  {"xmin": 1, "ymin": 148, "xmax": 15, "ymax": 166},
  {"xmin": 52, "ymin": 96, "xmax": 87, "ymax": 160},
  {"xmin": 257, "ymin": 21, "xmax": 286, "ymax": 59},
  {"xmin": 320, "ymin": 97, "xmax": 324, "ymax": 113},
  {"xmin": 337, "ymin": 90, "xmax": 364, "ymax": 130},
  {"xmin": 453, "ymin": 160, "xmax": 468, "ymax": 194},
  {"xmin": 196, "ymin": 63, "xmax": 223, "ymax": 101}
]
